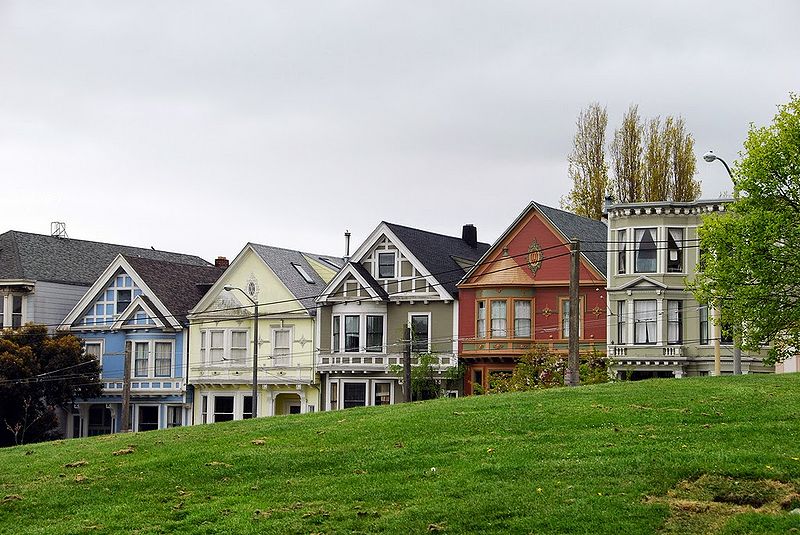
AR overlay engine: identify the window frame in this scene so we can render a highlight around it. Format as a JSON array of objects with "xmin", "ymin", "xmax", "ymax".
[
  {"xmin": 667, "ymin": 300, "xmax": 682, "ymax": 345},
  {"xmin": 272, "ymin": 327, "xmax": 292, "ymax": 366},
  {"xmin": 617, "ymin": 229, "xmax": 627, "ymax": 275},
  {"xmin": 634, "ymin": 227, "xmax": 658, "ymax": 274},
  {"xmin": 699, "ymin": 304, "xmax": 709, "ymax": 345},
  {"xmin": 153, "ymin": 340, "xmax": 174, "ymax": 377},
  {"xmin": 476, "ymin": 300, "xmax": 486, "ymax": 339},
  {"xmin": 513, "ymin": 300, "xmax": 532, "ymax": 339},
  {"xmin": 490, "ymin": 300, "xmax": 507, "ymax": 338},
  {"xmin": 633, "ymin": 299, "xmax": 657, "ymax": 345},
  {"xmin": 666, "ymin": 228, "xmax": 684, "ymax": 273},
  {"xmin": 617, "ymin": 301, "xmax": 627, "ymax": 344},
  {"xmin": 559, "ymin": 296, "xmax": 584, "ymax": 339},
  {"xmin": 133, "ymin": 341, "xmax": 149, "ymax": 378},
  {"xmin": 344, "ymin": 314, "xmax": 360, "ymax": 352},
  {"xmin": 365, "ymin": 315, "xmax": 384, "ymax": 353},
  {"xmin": 377, "ymin": 252, "xmax": 397, "ymax": 279},
  {"xmin": 409, "ymin": 312, "xmax": 431, "ymax": 353}
]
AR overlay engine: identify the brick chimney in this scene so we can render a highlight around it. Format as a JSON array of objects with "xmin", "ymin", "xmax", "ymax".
[
  {"xmin": 462, "ymin": 224, "xmax": 477, "ymax": 248},
  {"xmin": 214, "ymin": 256, "xmax": 230, "ymax": 269}
]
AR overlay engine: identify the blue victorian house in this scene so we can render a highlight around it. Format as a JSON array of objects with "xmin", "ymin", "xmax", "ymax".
[{"xmin": 60, "ymin": 254, "xmax": 225, "ymax": 436}]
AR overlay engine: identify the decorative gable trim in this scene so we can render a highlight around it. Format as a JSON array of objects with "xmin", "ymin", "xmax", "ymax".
[
  {"xmin": 317, "ymin": 264, "xmax": 386, "ymax": 303},
  {"xmin": 59, "ymin": 254, "xmax": 181, "ymax": 331},
  {"xmin": 322, "ymin": 222, "xmax": 452, "ymax": 302},
  {"xmin": 110, "ymin": 296, "xmax": 169, "ymax": 330},
  {"xmin": 612, "ymin": 276, "xmax": 670, "ymax": 292}
]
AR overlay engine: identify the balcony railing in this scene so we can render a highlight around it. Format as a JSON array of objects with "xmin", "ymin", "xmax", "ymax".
[
  {"xmin": 318, "ymin": 353, "xmax": 457, "ymax": 370},
  {"xmin": 102, "ymin": 380, "xmax": 183, "ymax": 392}
]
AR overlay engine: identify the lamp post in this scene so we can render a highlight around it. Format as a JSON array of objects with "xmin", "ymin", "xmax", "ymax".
[
  {"xmin": 224, "ymin": 285, "xmax": 259, "ymax": 417},
  {"xmin": 703, "ymin": 151, "xmax": 742, "ymax": 375}
]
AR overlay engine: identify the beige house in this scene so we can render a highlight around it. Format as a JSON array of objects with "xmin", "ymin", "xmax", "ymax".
[
  {"xmin": 605, "ymin": 199, "xmax": 772, "ymax": 378},
  {"xmin": 186, "ymin": 243, "xmax": 340, "ymax": 423}
]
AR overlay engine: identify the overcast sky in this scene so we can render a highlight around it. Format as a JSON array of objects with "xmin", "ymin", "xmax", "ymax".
[{"xmin": 1, "ymin": 1, "xmax": 798, "ymax": 262}]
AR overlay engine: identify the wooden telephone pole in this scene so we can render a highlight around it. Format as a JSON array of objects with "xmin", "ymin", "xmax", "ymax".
[{"xmin": 567, "ymin": 238, "xmax": 581, "ymax": 387}]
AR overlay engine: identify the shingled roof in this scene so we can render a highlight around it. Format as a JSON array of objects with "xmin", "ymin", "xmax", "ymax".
[
  {"xmin": 531, "ymin": 202, "xmax": 608, "ymax": 276},
  {"xmin": 383, "ymin": 222, "xmax": 491, "ymax": 297},
  {"xmin": 0, "ymin": 230, "xmax": 211, "ymax": 286},
  {"xmin": 123, "ymin": 256, "xmax": 226, "ymax": 325},
  {"xmin": 249, "ymin": 243, "xmax": 343, "ymax": 315}
]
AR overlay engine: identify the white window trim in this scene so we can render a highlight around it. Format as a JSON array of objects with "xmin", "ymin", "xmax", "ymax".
[
  {"xmin": 633, "ymin": 227, "xmax": 659, "ymax": 274},
  {"xmin": 133, "ymin": 403, "xmax": 161, "ymax": 432},
  {"xmin": 201, "ymin": 391, "xmax": 255, "ymax": 423},
  {"xmin": 666, "ymin": 227, "xmax": 687, "ymax": 274},
  {"xmin": 200, "ymin": 328, "xmax": 251, "ymax": 366},
  {"xmin": 372, "ymin": 380, "xmax": 394, "ymax": 406},
  {"xmin": 376, "ymin": 251, "xmax": 397, "ymax": 280},
  {"xmin": 1, "ymin": 293, "xmax": 27, "ymax": 329},
  {"xmin": 271, "ymin": 326, "xmax": 293, "ymax": 366},
  {"xmin": 130, "ymin": 339, "xmax": 175, "ymax": 379},
  {"xmin": 408, "ymin": 311, "xmax": 432, "ymax": 353},
  {"xmin": 330, "ymin": 313, "xmax": 387, "ymax": 354}
]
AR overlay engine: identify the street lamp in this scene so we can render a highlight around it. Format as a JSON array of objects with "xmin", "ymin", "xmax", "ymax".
[
  {"xmin": 703, "ymin": 150, "xmax": 742, "ymax": 375},
  {"xmin": 223, "ymin": 284, "xmax": 259, "ymax": 417}
]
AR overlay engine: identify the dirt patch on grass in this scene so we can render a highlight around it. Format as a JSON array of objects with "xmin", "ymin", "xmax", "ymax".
[{"xmin": 648, "ymin": 474, "xmax": 799, "ymax": 533}]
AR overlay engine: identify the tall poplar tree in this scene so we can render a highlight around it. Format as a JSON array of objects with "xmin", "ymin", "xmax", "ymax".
[
  {"xmin": 562, "ymin": 103, "xmax": 608, "ymax": 220},
  {"xmin": 610, "ymin": 104, "xmax": 644, "ymax": 203}
]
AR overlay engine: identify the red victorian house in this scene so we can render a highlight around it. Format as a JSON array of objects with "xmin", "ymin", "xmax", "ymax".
[{"xmin": 456, "ymin": 201, "xmax": 608, "ymax": 394}]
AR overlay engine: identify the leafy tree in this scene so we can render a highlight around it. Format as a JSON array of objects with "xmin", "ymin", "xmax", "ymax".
[
  {"xmin": 692, "ymin": 94, "xmax": 800, "ymax": 363},
  {"xmin": 668, "ymin": 116, "xmax": 701, "ymax": 201},
  {"xmin": 0, "ymin": 325, "xmax": 101, "ymax": 446},
  {"xmin": 610, "ymin": 104, "xmax": 644, "ymax": 203},
  {"xmin": 562, "ymin": 102, "xmax": 609, "ymax": 220}
]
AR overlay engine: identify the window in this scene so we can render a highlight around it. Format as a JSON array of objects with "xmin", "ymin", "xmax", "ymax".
[
  {"xmin": 476, "ymin": 301, "xmax": 486, "ymax": 339},
  {"xmin": 344, "ymin": 315, "xmax": 360, "ymax": 352},
  {"xmin": 214, "ymin": 396, "xmax": 234, "ymax": 422},
  {"xmin": 329, "ymin": 382, "xmax": 339, "ymax": 410},
  {"xmin": 366, "ymin": 315, "xmax": 383, "ymax": 352},
  {"xmin": 242, "ymin": 396, "xmax": 253, "ymax": 419},
  {"xmin": 210, "ymin": 330, "xmax": 224, "ymax": 363},
  {"xmin": 410, "ymin": 314, "xmax": 430, "ymax": 352},
  {"xmin": 634, "ymin": 300, "xmax": 657, "ymax": 344},
  {"xmin": 343, "ymin": 383, "xmax": 367, "ymax": 408},
  {"xmin": 377, "ymin": 252, "xmax": 396, "ymax": 279},
  {"xmin": 166, "ymin": 406, "xmax": 182, "ymax": 428},
  {"xmin": 85, "ymin": 341, "xmax": 103, "ymax": 360},
  {"xmin": 374, "ymin": 382, "xmax": 391, "ymax": 405},
  {"xmin": 292, "ymin": 263, "xmax": 316, "ymax": 284},
  {"xmin": 134, "ymin": 342, "xmax": 149, "ymax": 377},
  {"xmin": 490, "ymin": 301, "xmax": 507, "ymax": 338},
  {"xmin": 200, "ymin": 331, "xmax": 207, "ymax": 363},
  {"xmin": 273, "ymin": 329, "xmax": 291, "ymax": 366},
  {"xmin": 332, "ymin": 316, "xmax": 340, "ymax": 353},
  {"xmin": 617, "ymin": 301, "xmax": 627, "ymax": 344},
  {"xmin": 514, "ymin": 301, "xmax": 531, "ymax": 338},
  {"xmin": 0, "ymin": 297, "xmax": 3, "ymax": 326},
  {"xmin": 11, "ymin": 295, "xmax": 22, "ymax": 328},
  {"xmin": 230, "ymin": 331, "xmax": 248, "ymax": 364},
  {"xmin": 699, "ymin": 304, "xmax": 709, "ymax": 345},
  {"xmin": 561, "ymin": 298, "xmax": 582, "ymax": 339},
  {"xmin": 617, "ymin": 229, "xmax": 627, "ymax": 274},
  {"xmin": 154, "ymin": 342, "xmax": 172, "ymax": 377},
  {"xmin": 667, "ymin": 228, "xmax": 684, "ymax": 273},
  {"xmin": 667, "ymin": 300, "xmax": 682, "ymax": 344},
  {"xmin": 201, "ymin": 395, "xmax": 208, "ymax": 424},
  {"xmin": 472, "ymin": 369, "xmax": 484, "ymax": 394},
  {"xmin": 634, "ymin": 228, "xmax": 657, "ymax": 273},
  {"xmin": 116, "ymin": 289, "xmax": 132, "ymax": 314}
]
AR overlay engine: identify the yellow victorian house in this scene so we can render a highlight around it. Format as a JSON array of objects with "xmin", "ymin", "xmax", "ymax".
[{"xmin": 187, "ymin": 243, "xmax": 341, "ymax": 423}]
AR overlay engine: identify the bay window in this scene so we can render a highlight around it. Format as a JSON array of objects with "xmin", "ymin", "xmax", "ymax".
[
  {"xmin": 634, "ymin": 300, "xmax": 657, "ymax": 344},
  {"xmin": 514, "ymin": 301, "xmax": 531, "ymax": 338},
  {"xmin": 331, "ymin": 313, "xmax": 387, "ymax": 353},
  {"xmin": 634, "ymin": 228, "xmax": 657, "ymax": 273},
  {"xmin": 699, "ymin": 304, "xmax": 709, "ymax": 345},
  {"xmin": 332, "ymin": 316, "xmax": 340, "ymax": 353},
  {"xmin": 154, "ymin": 341, "xmax": 172, "ymax": 377},
  {"xmin": 667, "ymin": 228, "xmax": 684, "ymax": 273},
  {"xmin": 365, "ymin": 315, "xmax": 384, "ymax": 352},
  {"xmin": 617, "ymin": 301, "xmax": 627, "ymax": 344},
  {"xmin": 344, "ymin": 315, "xmax": 360, "ymax": 352},
  {"xmin": 667, "ymin": 300, "xmax": 682, "ymax": 344},
  {"xmin": 476, "ymin": 301, "xmax": 486, "ymax": 339},
  {"xmin": 134, "ymin": 342, "xmax": 149, "ymax": 377},
  {"xmin": 617, "ymin": 229, "xmax": 627, "ymax": 274},
  {"xmin": 490, "ymin": 301, "xmax": 507, "ymax": 338}
]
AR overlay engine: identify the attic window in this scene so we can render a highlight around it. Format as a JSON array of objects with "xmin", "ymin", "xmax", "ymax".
[{"xmin": 292, "ymin": 263, "xmax": 315, "ymax": 284}]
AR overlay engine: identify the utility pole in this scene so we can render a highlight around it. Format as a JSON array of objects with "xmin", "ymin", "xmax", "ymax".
[
  {"xmin": 121, "ymin": 340, "xmax": 132, "ymax": 432},
  {"xmin": 252, "ymin": 301, "xmax": 259, "ymax": 417},
  {"xmin": 567, "ymin": 238, "xmax": 580, "ymax": 387},
  {"xmin": 404, "ymin": 326, "xmax": 412, "ymax": 402}
]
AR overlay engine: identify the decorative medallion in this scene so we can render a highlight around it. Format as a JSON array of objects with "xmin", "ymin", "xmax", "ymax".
[
  {"xmin": 592, "ymin": 306, "xmax": 603, "ymax": 318},
  {"xmin": 527, "ymin": 239, "xmax": 544, "ymax": 275},
  {"xmin": 298, "ymin": 334, "xmax": 308, "ymax": 348},
  {"xmin": 541, "ymin": 306, "xmax": 553, "ymax": 318},
  {"xmin": 246, "ymin": 273, "xmax": 260, "ymax": 301}
]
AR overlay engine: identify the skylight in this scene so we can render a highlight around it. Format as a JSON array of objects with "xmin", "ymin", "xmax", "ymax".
[{"xmin": 292, "ymin": 263, "xmax": 316, "ymax": 284}]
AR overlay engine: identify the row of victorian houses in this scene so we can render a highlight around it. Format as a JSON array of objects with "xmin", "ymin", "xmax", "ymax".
[{"xmin": 0, "ymin": 197, "xmax": 782, "ymax": 438}]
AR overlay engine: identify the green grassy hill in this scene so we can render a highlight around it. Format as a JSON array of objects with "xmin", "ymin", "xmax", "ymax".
[{"xmin": 2, "ymin": 375, "xmax": 800, "ymax": 534}]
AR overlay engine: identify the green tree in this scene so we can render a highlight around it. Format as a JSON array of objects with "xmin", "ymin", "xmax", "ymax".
[
  {"xmin": 610, "ymin": 104, "xmax": 644, "ymax": 203},
  {"xmin": 692, "ymin": 94, "xmax": 800, "ymax": 363},
  {"xmin": 0, "ymin": 325, "xmax": 102, "ymax": 446},
  {"xmin": 562, "ymin": 102, "xmax": 608, "ymax": 220}
]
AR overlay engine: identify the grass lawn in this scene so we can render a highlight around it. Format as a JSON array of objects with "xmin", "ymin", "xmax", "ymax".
[{"xmin": 1, "ymin": 374, "xmax": 800, "ymax": 534}]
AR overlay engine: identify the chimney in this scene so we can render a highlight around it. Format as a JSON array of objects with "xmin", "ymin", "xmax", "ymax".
[
  {"xmin": 602, "ymin": 195, "xmax": 614, "ymax": 221},
  {"xmin": 344, "ymin": 230, "xmax": 351, "ymax": 261},
  {"xmin": 462, "ymin": 224, "xmax": 477, "ymax": 248},
  {"xmin": 214, "ymin": 256, "xmax": 230, "ymax": 269}
]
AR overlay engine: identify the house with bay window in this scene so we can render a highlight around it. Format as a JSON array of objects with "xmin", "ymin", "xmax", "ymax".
[
  {"xmin": 457, "ymin": 202, "xmax": 608, "ymax": 394},
  {"xmin": 59, "ymin": 255, "xmax": 224, "ymax": 436},
  {"xmin": 606, "ymin": 199, "xmax": 772, "ymax": 378},
  {"xmin": 186, "ymin": 243, "xmax": 341, "ymax": 423},
  {"xmin": 316, "ymin": 222, "xmax": 489, "ymax": 410}
]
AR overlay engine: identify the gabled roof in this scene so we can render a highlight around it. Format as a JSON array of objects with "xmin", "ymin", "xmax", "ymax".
[
  {"xmin": 0, "ymin": 230, "xmax": 211, "ymax": 286},
  {"xmin": 122, "ymin": 256, "xmax": 226, "ymax": 324},
  {"xmin": 382, "ymin": 222, "xmax": 491, "ymax": 297},
  {"xmin": 348, "ymin": 262, "xmax": 390, "ymax": 300},
  {"xmin": 531, "ymin": 202, "xmax": 607, "ymax": 276},
  {"xmin": 249, "ymin": 243, "xmax": 343, "ymax": 315}
]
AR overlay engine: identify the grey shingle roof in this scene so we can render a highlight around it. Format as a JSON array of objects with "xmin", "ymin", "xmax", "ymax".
[
  {"xmin": 532, "ymin": 202, "xmax": 608, "ymax": 276},
  {"xmin": 0, "ymin": 230, "xmax": 211, "ymax": 286},
  {"xmin": 249, "ymin": 243, "xmax": 343, "ymax": 315},
  {"xmin": 383, "ymin": 222, "xmax": 491, "ymax": 297},
  {"xmin": 123, "ymin": 256, "xmax": 226, "ymax": 325}
]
